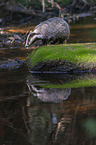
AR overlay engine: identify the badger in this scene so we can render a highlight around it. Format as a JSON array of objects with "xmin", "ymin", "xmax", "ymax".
[{"xmin": 25, "ymin": 17, "xmax": 70, "ymax": 47}]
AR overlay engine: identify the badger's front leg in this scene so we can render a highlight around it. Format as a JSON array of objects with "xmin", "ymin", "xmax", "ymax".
[{"xmin": 42, "ymin": 39, "xmax": 48, "ymax": 45}]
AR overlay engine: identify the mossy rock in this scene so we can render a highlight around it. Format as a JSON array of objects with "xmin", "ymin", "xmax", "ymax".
[
  {"xmin": 42, "ymin": 74, "xmax": 96, "ymax": 88},
  {"xmin": 26, "ymin": 43, "xmax": 96, "ymax": 73},
  {"xmin": 27, "ymin": 73, "xmax": 96, "ymax": 89}
]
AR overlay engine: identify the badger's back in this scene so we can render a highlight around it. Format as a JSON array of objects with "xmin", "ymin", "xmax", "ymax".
[{"xmin": 34, "ymin": 17, "xmax": 70, "ymax": 40}]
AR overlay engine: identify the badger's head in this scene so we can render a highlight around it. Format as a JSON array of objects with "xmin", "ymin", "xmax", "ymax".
[
  {"xmin": 25, "ymin": 30, "xmax": 43, "ymax": 47},
  {"xmin": 25, "ymin": 30, "xmax": 34, "ymax": 47}
]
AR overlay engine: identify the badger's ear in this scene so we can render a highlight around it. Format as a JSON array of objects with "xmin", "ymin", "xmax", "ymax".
[{"xmin": 27, "ymin": 30, "xmax": 33, "ymax": 36}]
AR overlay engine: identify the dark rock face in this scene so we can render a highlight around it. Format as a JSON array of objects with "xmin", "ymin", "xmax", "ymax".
[
  {"xmin": 27, "ymin": 60, "xmax": 96, "ymax": 74},
  {"xmin": 25, "ymin": 17, "xmax": 70, "ymax": 47},
  {"xmin": 0, "ymin": 58, "xmax": 26, "ymax": 71}
]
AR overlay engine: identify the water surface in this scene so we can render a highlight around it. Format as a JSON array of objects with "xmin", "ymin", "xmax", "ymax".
[
  {"xmin": 0, "ymin": 14, "xmax": 96, "ymax": 145},
  {"xmin": 1, "ymin": 72, "xmax": 96, "ymax": 145}
]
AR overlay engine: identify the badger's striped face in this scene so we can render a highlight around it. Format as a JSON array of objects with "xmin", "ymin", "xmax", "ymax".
[
  {"xmin": 25, "ymin": 30, "xmax": 42, "ymax": 47},
  {"xmin": 25, "ymin": 30, "xmax": 34, "ymax": 47}
]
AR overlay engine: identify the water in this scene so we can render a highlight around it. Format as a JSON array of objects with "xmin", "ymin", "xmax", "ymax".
[
  {"xmin": 69, "ymin": 13, "xmax": 96, "ymax": 43},
  {"xmin": 0, "ymin": 14, "xmax": 96, "ymax": 145},
  {"xmin": 1, "ymin": 73, "xmax": 96, "ymax": 145}
]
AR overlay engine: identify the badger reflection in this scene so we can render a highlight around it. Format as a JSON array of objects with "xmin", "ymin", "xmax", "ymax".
[
  {"xmin": 26, "ymin": 75, "xmax": 71, "ymax": 145},
  {"xmin": 27, "ymin": 83, "xmax": 71, "ymax": 103}
]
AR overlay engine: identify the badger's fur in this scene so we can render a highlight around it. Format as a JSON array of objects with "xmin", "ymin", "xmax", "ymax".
[{"xmin": 25, "ymin": 17, "xmax": 70, "ymax": 47}]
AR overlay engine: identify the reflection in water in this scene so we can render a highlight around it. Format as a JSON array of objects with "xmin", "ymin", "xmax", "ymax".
[
  {"xmin": 1, "ymin": 72, "xmax": 96, "ymax": 144},
  {"xmin": 27, "ymin": 83, "xmax": 71, "ymax": 103},
  {"xmin": 0, "ymin": 71, "xmax": 28, "ymax": 101},
  {"xmin": 69, "ymin": 25, "xmax": 96, "ymax": 43},
  {"xmin": 69, "ymin": 14, "xmax": 96, "ymax": 43},
  {"xmin": 26, "ymin": 86, "xmax": 96, "ymax": 145},
  {"xmin": 25, "ymin": 74, "xmax": 96, "ymax": 145},
  {"xmin": 83, "ymin": 118, "xmax": 96, "ymax": 138},
  {"xmin": 0, "ymin": 97, "xmax": 31, "ymax": 145}
]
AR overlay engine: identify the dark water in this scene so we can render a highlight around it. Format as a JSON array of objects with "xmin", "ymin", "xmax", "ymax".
[
  {"xmin": 69, "ymin": 13, "xmax": 96, "ymax": 43},
  {"xmin": 0, "ymin": 14, "xmax": 96, "ymax": 145}
]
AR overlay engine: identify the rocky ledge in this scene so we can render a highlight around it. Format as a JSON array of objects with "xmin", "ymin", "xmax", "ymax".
[{"xmin": 26, "ymin": 43, "xmax": 96, "ymax": 73}]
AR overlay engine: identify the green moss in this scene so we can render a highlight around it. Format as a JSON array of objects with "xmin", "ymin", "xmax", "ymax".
[
  {"xmin": 27, "ymin": 43, "xmax": 96, "ymax": 69},
  {"xmin": 43, "ymin": 75, "xmax": 96, "ymax": 89}
]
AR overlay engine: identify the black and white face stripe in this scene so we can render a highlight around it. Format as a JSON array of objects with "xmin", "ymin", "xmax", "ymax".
[
  {"xmin": 25, "ymin": 30, "xmax": 42, "ymax": 47},
  {"xmin": 25, "ymin": 30, "xmax": 34, "ymax": 47}
]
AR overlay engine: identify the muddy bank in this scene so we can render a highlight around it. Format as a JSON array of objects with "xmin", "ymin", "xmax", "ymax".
[{"xmin": 0, "ymin": 29, "xmax": 25, "ymax": 47}]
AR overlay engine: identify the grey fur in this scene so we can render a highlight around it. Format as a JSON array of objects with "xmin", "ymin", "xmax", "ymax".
[{"xmin": 25, "ymin": 17, "xmax": 70, "ymax": 47}]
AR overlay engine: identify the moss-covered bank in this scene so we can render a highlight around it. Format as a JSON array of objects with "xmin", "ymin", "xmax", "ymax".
[
  {"xmin": 27, "ymin": 73, "xmax": 96, "ymax": 89},
  {"xmin": 26, "ymin": 43, "xmax": 96, "ymax": 73},
  {"xmin": 43, "ymin": 74, "xmax": 96, "ymax": 89}
]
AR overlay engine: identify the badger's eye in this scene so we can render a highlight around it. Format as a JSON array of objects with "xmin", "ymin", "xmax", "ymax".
[{"xmin": 29, "ymin": 33, "xmax": 35, "ymax": 38}]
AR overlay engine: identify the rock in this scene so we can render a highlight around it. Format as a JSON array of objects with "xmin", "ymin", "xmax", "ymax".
[
  {"xmin": 26, "ymin": 43, "xmax": 96, "ymax": 73},
  {"xmin": 0, "ymin": 59, "xmax": 26, "ymax": 71}
]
